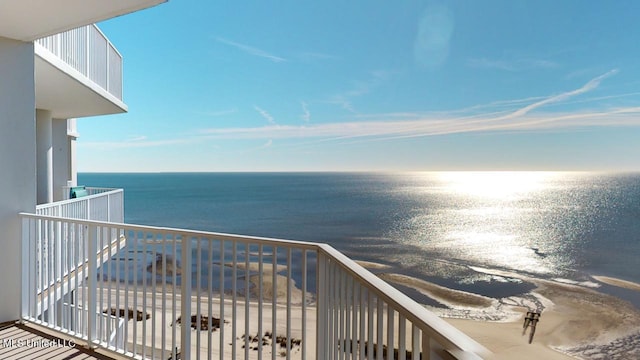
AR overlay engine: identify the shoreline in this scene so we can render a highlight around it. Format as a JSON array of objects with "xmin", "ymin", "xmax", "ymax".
[
  {"xmin": 357, "ymin": 261, "xmax": 640, "ymax": 359},
  {"xmin": 101, "ymin": 255, "xmax": 640, "ymax": 359}
]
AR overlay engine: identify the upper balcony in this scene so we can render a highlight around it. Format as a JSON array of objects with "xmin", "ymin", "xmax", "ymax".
[
  {"xmin": 34, "ymin": 24, "xmax": 127, "ymax": 119},
  {"xmin": 0, "ymin": 0, "xmax": 165, "ymax": 119},
  {"xmin": 36, "ymin": 186, "xmax": 124, "ymax": 223}
]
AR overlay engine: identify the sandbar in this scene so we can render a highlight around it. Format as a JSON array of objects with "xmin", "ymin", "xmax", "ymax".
[{"xmin": 592, "ymin": 275, "xmax": 640, "ymax": 292}]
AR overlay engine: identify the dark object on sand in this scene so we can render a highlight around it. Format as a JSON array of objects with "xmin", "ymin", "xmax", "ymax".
[
  {"xmin": 148, "ymin": 254, "xmax": 182, "ymax": 276},
  {"xmin": 175, "ymin": 314, "xmax": 227, "ymax": 331},
  {"xmin": 103, "ymin": 307, "xmax": 150, "ymax": 321},
  {"xmin": 240, "ymin": 332, "xmax": 302, "ymax": 352},
  {"xmin": 167, "ymin": 347, "xmax": 181, "ymax": 360},
  {"xmin": 522, "ymin": 311, "xmax": 541, "ymax": 343}
]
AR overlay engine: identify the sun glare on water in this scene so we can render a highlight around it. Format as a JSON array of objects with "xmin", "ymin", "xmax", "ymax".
[
  {"xmin": 398, "ymin": 172, "xmax": 568, "ymax": 275},
  {"xmin": 436, "ymin": 171, "xmax": 558, "ymax": 199}
]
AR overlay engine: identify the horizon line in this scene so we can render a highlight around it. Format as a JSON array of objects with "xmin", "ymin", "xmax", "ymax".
[{"xmin": 77, "ymin": 169, "xmax": 640, "ymax": 174}]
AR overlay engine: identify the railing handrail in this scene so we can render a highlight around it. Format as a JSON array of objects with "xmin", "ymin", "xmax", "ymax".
[
  {"xmin": 21, "ymin": 212, "xmax": 319, "ymax": 251},
  {"xmin": 62, "ymin": 186, "xmax": 121, "ymax": 197}
]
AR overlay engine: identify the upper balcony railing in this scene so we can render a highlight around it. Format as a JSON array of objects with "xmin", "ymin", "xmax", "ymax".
[
  {"xmin": 20, "ymin": 213, "xmax": 490, "ymax": 360},
  {"xmin": 35, "ymin": 24, "xmax": 123, "ymax": 101},
  {"xmin": 36, "ymin": 187, "xmax": 124, "ymax": 223}
]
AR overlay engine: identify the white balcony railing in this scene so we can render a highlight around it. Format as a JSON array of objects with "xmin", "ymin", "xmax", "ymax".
[
  {"xmin": 20, "ymin": 214, "xmax": 490, "ymax": 360},
  {"xmin": 36, "ymin": 187, "xmax": 124, "ymax": 223},
  {"xmin": 35, "ymin": 24, "xmax": 123, "ymax": 100}
]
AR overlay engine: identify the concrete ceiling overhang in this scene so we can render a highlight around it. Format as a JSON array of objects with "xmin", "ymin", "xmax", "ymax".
[
  {"xmin": 35, "ymin": 46, "xmax": 128, "ymax": 119},
  {"xmin": 0, "ymin": 0, "xmax": 166, "ymax": 41}
]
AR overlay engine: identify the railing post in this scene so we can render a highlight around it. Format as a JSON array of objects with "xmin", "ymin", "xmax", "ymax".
[
  {"xmin": 422, "ymin": 331, "xmax": 431, "ymax": 360},
  {"xmin": 180, "ymin": 234, "xmax": 192, "ymax": 359},
  {"xmin": 20, "ymin": 216, "xmax": 30, "ymax": 322},
  {"xmin": 87, "ymin": 224, "xmax": 98, "ymax": 347},
  {"xmin": 56, "ymin": 220, "xmax": 63, "ymax": 289},
  {"xmin": 316, "ymin": 250, "xmax": 327, "ymax": 360}
]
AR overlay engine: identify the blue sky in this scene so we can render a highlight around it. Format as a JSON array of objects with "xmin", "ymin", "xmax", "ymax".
[{"xmin": 78, "ymin": 1, "xmax": 640, "ymax": 172}]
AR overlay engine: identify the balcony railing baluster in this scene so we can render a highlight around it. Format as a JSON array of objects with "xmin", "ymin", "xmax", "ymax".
[{"xmin": 19, "ymin": 214, "xmax": 489, "ymax": 359}]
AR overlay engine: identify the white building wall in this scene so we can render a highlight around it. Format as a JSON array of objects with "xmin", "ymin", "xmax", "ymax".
[
  {"xmin": 0, "ymin": 37, "xmax": 36, "ymax": 322},
  {"xmin": 52, "ymin": 118, "xmax": 70, "ymax": 201},
  {"xmin": 70, "ymin": 136, "xmax": 78, "ymax": 186},
  {"xmin": 68, "ymin": 119, "xmax": 78, "ymax": 187},
  {"xmin": 36, "ymin": 109, "xmax": 53, "ymax": 204}
]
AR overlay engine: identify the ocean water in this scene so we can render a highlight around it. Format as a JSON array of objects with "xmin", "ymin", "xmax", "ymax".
[{"xmin": 79, "ymin": 172, "xmax": 640, "ymax": 307}]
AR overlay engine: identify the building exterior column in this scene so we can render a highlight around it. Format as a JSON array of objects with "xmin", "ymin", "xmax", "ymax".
[
  {"xmin": 36, "ymin": 109, "xmax": 54, "ymax": 204},
  {"xmin": 69, "ymin": 119, "xmax": 79, "ymax": 187},
  {"xmin": 0, "ymin": 37, "xmax": 36, "ymax": 322},
  {"xmin": 52, "ymin": 118, "xmax": 70, "ymax": 201}
]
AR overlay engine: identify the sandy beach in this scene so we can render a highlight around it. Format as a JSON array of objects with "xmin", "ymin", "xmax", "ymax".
[
  {"xmin": 89, "ymin": 259, "xmax": 313, "ymax": 359},
  {"xmin": 357, "ymin": 261, "xmax": 640, "ymax": 360},
  {"xmin": 87, "ymin": 256, "xmax": 640, "ymax": 359},
  {"xmin": 84, "ymin": 282, "xmax": 315, "ymax": 360},
  {"xmin": 444, "ymin": 279, "xmax": 640, "ymax": 360}
]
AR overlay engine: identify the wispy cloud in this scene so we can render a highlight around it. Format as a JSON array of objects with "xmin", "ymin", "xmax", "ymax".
[
  {"xmin": 327, "ymin": 98, "xmax": 356, "ymax": 113},
  {"xmin": 553, "ymin": 91, "xmax": 640, "ymax": 107},
  {"xmin": 328, "ymin": 70, "xmax": 395, "ymax": 114},
  {"xmin": 468, "ymin": 57, "xmax": 559, "ymax": 71},
  {"xmin": 565, "ymin": 67, "xmax": 600, "ymax": 80},
  {"xmin": 126, "ymin": 135, "xmax": 148, "ymax": 142},
  {"xmin": 353, "ymin": 95, "xmax": 552, "ymax": 121},
  {"xmin": 198, "ymin": 70, "xmax": 638, "ymax": 143},
  {"xmin": 254, "ymin": 106, "xmax": 276, "ymax": 124},
  {"xmin": 501, "ymin": 69, "xmax": 618, "ymax": 119},
  {"xmin": 198, "ymin": 107, "xmax": 640, "ymax": 142},
  {"xmin": 216, "ymin": 37, "xmax": 286, "ymax": 63},
  {"xmin": 301, "ymin": 102, "xmax": 311, "ymax": 122},
  {"xmin": 80, "ymin": 136, "xmax": 196, "ymax": 150},
  {"xmin": 241, "ymin": 139, "xmax": 274, "ymax": 154}
]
